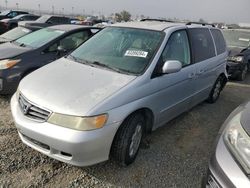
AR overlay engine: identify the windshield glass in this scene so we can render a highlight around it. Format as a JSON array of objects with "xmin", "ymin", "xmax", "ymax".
[
  {"xmin": 15, "ymin": 28, "xmax": 65, "ymax": 48},
  {"xmin": 36, "ymin": 15, "xmax": 50, "ymax": 22},
  {"xmin": 1, "ymin": 27, "xmax": 31, "ymax": 40},
  {"xmin": 0, "ymin": 10, "xmax": 9, "ymax": 16},
  {"xmin": 223, "ymin": 30, "xmax": 250, "ymax": 48},
  {"xmin": 70, "ymin": 27, "xmax": 164, "ymax": 75}
]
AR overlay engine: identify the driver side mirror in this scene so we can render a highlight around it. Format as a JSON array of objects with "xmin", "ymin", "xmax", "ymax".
[
  {"xmin": 56, "ymin": 46, "xmax": 67, "ymax": 56},
  {"xmin": 162, "ymin": 60, "xmax": 182, "ymax": 74}
]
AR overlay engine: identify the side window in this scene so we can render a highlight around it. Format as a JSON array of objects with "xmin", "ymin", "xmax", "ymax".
[
  {"xmin": 46, "ymin": 31, "xmax": 90, "ymax": 53},
  {"xmin": 211, "ymin": 29, "xmax": 226, "ymax": 55},
  {"xmin": 47, "ymin": 17, "xmax": 58, "ymax": 24},
  {"xmin": 161, "ymin": 30, "xmax": 191, "ymax": 67},
  {"xmin": 189, "ymin": 28, "xmax": 216, "ymax": 63},
  {"xmin": 7, "ymin": 12, "xmax": 18, "ymax": 18}
]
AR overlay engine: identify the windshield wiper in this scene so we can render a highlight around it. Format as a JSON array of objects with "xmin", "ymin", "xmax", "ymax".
[
  {"xmin": 11, "ymin": 41, "xmax": 27, "ymax": 47},
  {"xmin": 67, "ymin": 55, "xmax": 93, "ymax": 65},
  {"xmin": 92, "ymin": 61, "xmax": 123, "ymax": 73},
  {"xmin": 92, "ymin": 61, "xmax": 135, "ymax": 75}
]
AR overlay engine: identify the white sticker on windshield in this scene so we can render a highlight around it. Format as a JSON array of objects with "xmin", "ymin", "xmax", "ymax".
[
  {"xmin": 125, "ymin": 50, "xmax": 148, "ymax": 58},
  {"xmin": 239, "ymin": 38, "xmax": 250, "ymax": 42}
]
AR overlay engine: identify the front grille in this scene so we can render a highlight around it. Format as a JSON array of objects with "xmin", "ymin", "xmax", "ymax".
[{"xmin": 18, "ymin": 94, "xmax": 51, "ymax": 122}]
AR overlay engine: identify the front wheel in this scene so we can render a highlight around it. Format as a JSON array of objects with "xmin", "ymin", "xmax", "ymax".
[
  {"xmin": 207, "ymin": 76, "xmax": 224, "ymax": 103},
  {"xmin": 111, "ymin": 113, "xmax": 145, "ymax": 166},
  {"xmin": 237, "ymin": 64, "xmax": 248, "ymax": 81}
]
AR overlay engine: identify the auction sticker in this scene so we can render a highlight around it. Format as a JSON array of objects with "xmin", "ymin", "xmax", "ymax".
[{"xmin": 125, "ymin": 50, "xmax": 148, "ymax": 58}]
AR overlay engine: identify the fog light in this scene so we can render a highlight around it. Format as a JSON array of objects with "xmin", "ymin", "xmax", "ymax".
[{"xmin": 0, "ymin": 79, "xmax": 3, "ymax": 91}]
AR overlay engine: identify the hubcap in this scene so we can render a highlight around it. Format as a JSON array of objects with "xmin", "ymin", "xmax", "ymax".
[
  {"xmin": 129, "ymin": 124, "xmax": 142, "ymax": 157},
  {"xmin": 213, "ymin": 81, "xmax": 221, "ymax": 99}
]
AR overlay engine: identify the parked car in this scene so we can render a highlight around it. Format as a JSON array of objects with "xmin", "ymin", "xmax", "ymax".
[
  {"xmin": 19, "ymin": 15, "xmax": 71, "ymax": 30},
  {"xmin": 0, "ymin": 10, "xmax": 29, "ymax": 33},
  {"xmin": 223, "ymin": 29, "xmax": 250, "ymax": 80},
  {"xmin": 0, "ymin": 26, "xmax": 36, "ymax": 44},
  {"xmin": 11, "ymin": 21, "xmax": 227, "ymax": 167},
  {"xmin": 0, "ymin": 25, "xmax": 100, "ymax": 94},
  {"xmin": 0, "ymin": 10, "xmax": 29, "ymax": 20},
  {"xmin": 0, "ymin": 14, "xmax": 39, "ymax": 33},
  {"xmin": 205, "ymin": 102, "xmax": 250, "ymax": 187}
]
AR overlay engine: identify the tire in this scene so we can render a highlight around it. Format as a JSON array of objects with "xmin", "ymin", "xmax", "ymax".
[
  {"xmin": 111, "ymin": 113, "xmax": 145, "ymax": 166},
  {"xmin": 207, "ymin": 76, "xmax": 224, "ymax": 103},
  {"xmin": 237, "ymin": 64, "xmax": 248, "ymax": 81}
]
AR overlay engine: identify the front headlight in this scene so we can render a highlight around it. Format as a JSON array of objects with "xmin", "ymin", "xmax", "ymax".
[
  {"xmin": 227, "ymin": 56, "xmax": 244, "ymax": 63},
  {"xmin": 0, "ymin": 59, "xmax": 21, "ymax": 70},
  {"xmin": 224, "ymin": 112, "xmax": 250, "ymax": 174},
  {"xmin": 47, "ymin": 113, "xmax": 108, "ymax": 131}
]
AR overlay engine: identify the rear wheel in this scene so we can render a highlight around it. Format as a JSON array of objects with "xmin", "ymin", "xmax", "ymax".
[
  {"xmin": 111, "ymin": 113, "xmax": 145, "ymax": 166},
  {"xmin": 237, "ymin": 64, "xmax": 248, "ymax": 81},
  {"xmin": 207, "ymin": 76, "xmax": 224, "ymax": 103}
]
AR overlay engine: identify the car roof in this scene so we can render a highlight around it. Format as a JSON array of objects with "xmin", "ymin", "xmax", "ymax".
[
  {"xmin": 112, "ymin": 21, "xmax": 185, "ymax": 31},
  {"xmin": 112, "ymin": 21, "xmax": 218, "ymax": 31},
  {"xmin": 47, "ymin": 24, "xmax": 99, "ymax": 31}
]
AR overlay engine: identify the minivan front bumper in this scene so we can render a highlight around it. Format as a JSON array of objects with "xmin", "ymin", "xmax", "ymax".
[{"xmin": 11, "ymin": 95, "xmax": 120, "ymax": 166}]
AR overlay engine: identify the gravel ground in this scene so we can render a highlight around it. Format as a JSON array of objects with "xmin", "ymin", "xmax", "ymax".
[{"xmin": 1, "ymin": 74, "xmax": 250, "ymax": 188}]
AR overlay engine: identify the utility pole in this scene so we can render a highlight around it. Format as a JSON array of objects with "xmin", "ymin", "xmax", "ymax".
[
  {"xmin": 52, "ymin": 5, "xmax": 55, "ymax": 15},
  {"xmin": 16, "ymin": 2, "xmax": 19, "ymax": 10},
  {"xmin": 62, "ymin": 8, "xmax": 64, "ymax": 15},
  {"xmin": 5, "ymin": 0, "xmax": 8, "ymax": 10},
  {"xmin": 38, "ymin": 4, "xmax": 41, "ymax": 15},
  {"xmin": 72, "ymin": 7, "xmax": 74, "ymax": 16}
]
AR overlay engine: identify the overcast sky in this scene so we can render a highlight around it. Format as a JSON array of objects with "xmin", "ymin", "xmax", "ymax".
[{"xmin": 2, "ymin": 0, "xmax": 250, "ymax": 23}]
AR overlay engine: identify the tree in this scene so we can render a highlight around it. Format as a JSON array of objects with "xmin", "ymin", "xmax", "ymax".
[
  {"xmin": 115, "ymin": 13, "xmax": 122, "ymax": 22},
  {"xmin": 120, "ymin": 10, "xmax": 131, "ymax": 22}
]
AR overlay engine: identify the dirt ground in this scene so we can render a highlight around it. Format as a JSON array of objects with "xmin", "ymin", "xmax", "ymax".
[{"xmin": 1, "ymin": 74, "xmax": 250, "ymax": 188}]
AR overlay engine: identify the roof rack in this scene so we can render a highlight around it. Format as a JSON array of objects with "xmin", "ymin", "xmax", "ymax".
[
  {"xmin": 186, "ymin": 22, "xmax": 215, "ymax": 27},
  {"xmin": 140, "ymin": 18, "xmax": 175, "ymax": 23}
]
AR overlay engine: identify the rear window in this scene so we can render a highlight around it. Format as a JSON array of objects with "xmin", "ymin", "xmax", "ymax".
[
  {"xmin": 189, "ymin": 28, "xmax": 216, "ymax": 63},
  {"xmin": 211, "ymin": 29, "xmax": 226, "ymax": 55}
]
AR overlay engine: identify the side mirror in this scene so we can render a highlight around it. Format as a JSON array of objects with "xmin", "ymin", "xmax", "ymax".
[
  {"xmin": 57, "ymin": 46, "xmax": 67, "ymax": 53},
  {"xmin": 47, "ymin": 21, "xmax": 53, "ymax": 24},
  {"xmin": 56, "ymin": 46, "xmax": 67, "ymax": 57},
  {"xmin": 162, "ymin": 60, "xmax": 182, "ymax": 74}
]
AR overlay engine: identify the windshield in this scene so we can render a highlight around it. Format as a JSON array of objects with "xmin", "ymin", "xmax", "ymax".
[
  {"xmin": 0, "ymin": 10, "xmax": 9, "ymax": 16},
  {"xmin": 223, "ymin": 30, "xmax": 250, "ymax": 48},
  {"xmin": 15, "ymin": 28, "xmax": 65, "ymax": 48},
  {"xmin": 36, "ymin": 15, "xmax": 50, "ymax": 22},
  {"xmin": 1, "ymin": 27, "xmax": 31, "ymax": 40},
  {"xmin": 70, "ymin": 27, "xmax": 164, "ymax": 75}
]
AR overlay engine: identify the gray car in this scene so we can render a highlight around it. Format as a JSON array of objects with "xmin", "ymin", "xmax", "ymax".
[
  {"xmin": 205, "ymin": 102, "xmax": 250, "ymax": 188},
  {"xmin": 11, "ymin": 20, "xmax": 228, "ymax": 167},
  {"xmin": 0, "ymin": 25, "xmax": 100, "ymax": 94},
  {"xmin": 19, "ymin": 15, "xmax": 71, "ymax": 30}
]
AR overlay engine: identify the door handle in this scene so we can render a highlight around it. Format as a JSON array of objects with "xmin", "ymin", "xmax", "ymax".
[
  {"xmin": 197, "ymin": 69, "xmax": 205, "ymax": 75},
  {"xmin": 188, "ymin": 73, "xmax": 196, "ymax": 79}
]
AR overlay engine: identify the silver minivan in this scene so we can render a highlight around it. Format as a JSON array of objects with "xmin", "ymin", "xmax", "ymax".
[{"xmin": 11, "ymin": 20, "xmax": 228, "ymax": 166}]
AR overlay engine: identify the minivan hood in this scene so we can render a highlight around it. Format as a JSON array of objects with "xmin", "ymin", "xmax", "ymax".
[
  {"xmin": 19, "ymin": 58, "xmax": 136, "ymax": 116},
  {"xmin": 0, "ymin": 42, "xmax": 30, "ymax": 59}
]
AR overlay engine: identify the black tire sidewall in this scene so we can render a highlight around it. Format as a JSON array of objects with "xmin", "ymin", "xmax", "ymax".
[
  {"xmin": 239, "ymin": 65, "xmax": 248, "ymax": 81},
  {"xmin": 124, "ymin": 114, "xmax": 145, "ymax": 165},
  {"xmin": 208, "ymin": 77, "xmax": 223, "ymax": 103}
]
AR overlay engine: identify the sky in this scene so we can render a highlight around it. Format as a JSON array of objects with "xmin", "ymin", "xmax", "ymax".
[{"xmin": 1, "ymin": 0, "xmax": 250, "ymax": 23}]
